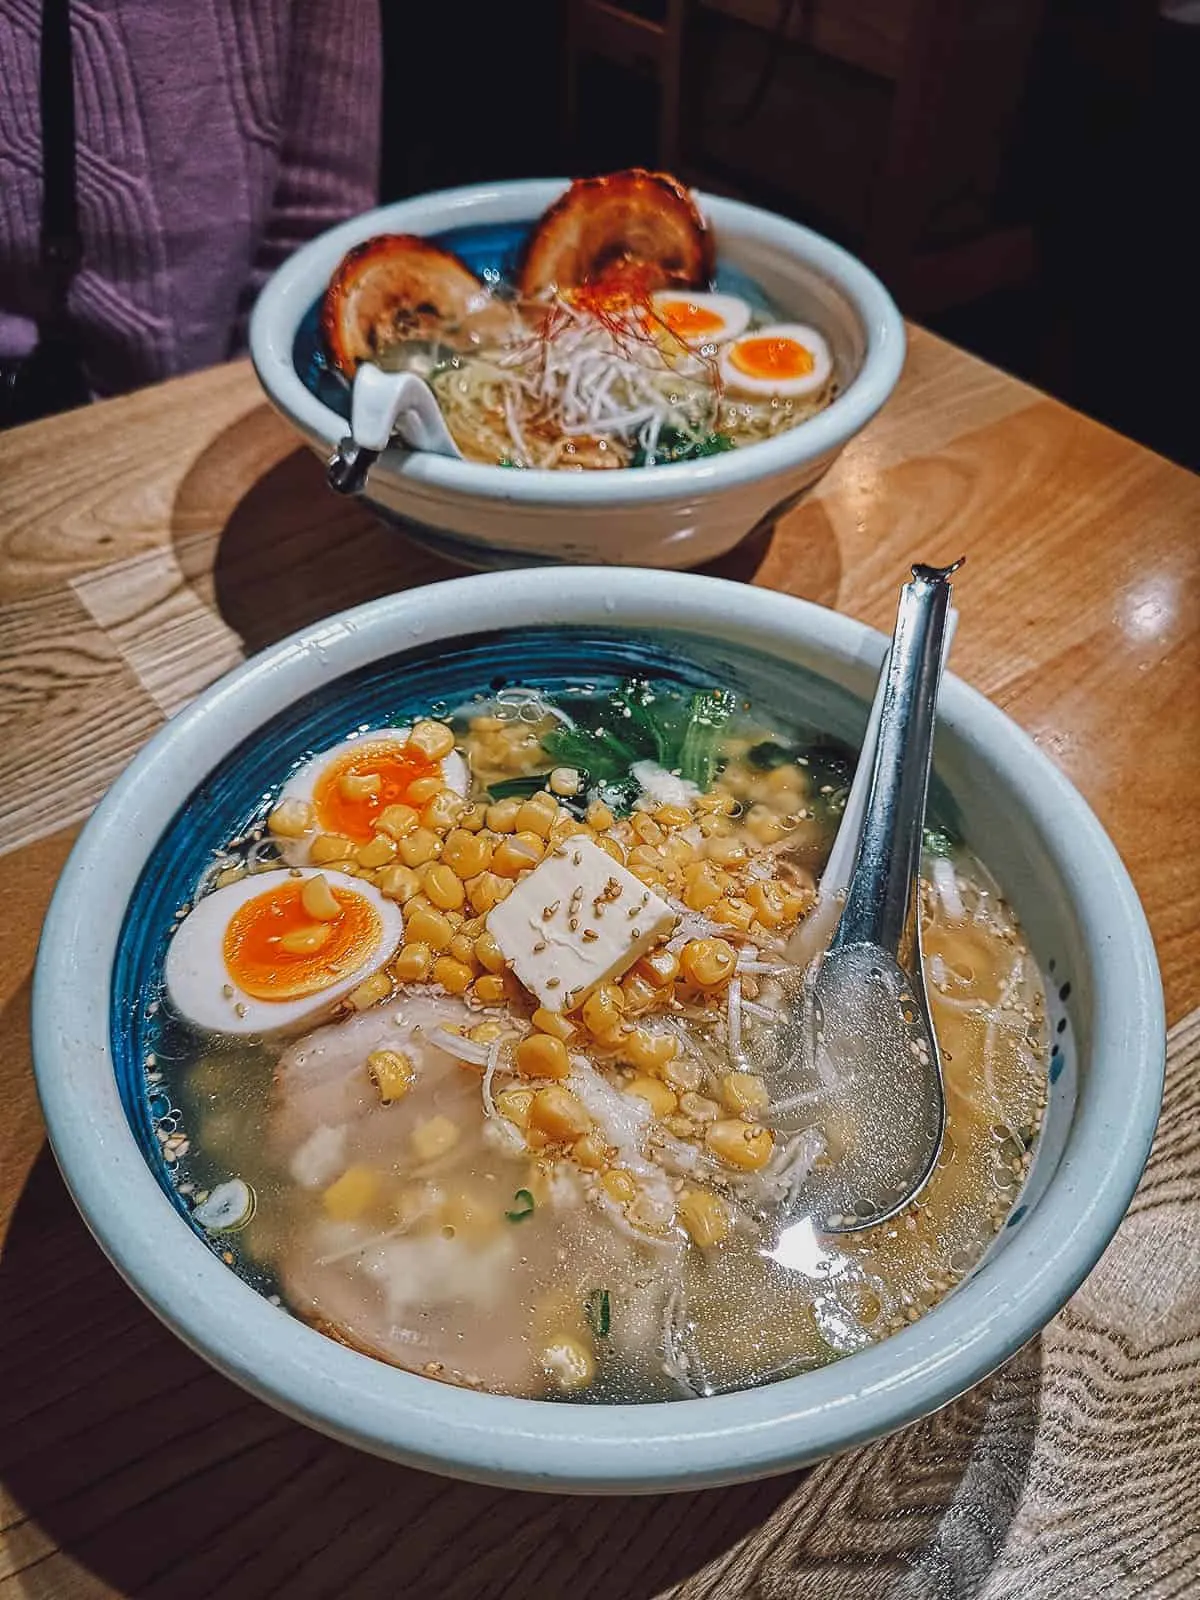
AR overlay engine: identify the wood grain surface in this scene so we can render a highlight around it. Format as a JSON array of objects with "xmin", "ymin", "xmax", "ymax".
[{"xmin": 1, "ymin": 334, "xmax": 1198, "ymax": 1598}]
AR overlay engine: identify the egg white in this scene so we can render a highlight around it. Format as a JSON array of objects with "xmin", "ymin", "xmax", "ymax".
[
  {"xmin": 276, "ymin": 728, "xmax": 470, "ymax": 866},
  {"xmin": 165, "ymin": 867, "xmax": 403, "ymax": 1036},
  {"xmin": 649, "ymin": 290, "xmax": 751, "ymax": 348},
  {"xmin": 718, "ymin": 322, "xmax": 833, "ymax": 399}
]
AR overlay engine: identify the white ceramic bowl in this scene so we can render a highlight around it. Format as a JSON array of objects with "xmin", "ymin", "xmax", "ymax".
[
  {"xmin": 33, "ymin": 570, "xmax": 1163, "ymax": 1493},
  {"xmin": 249, "ymin": 181, "xmax": 905, "ymax": 568}
]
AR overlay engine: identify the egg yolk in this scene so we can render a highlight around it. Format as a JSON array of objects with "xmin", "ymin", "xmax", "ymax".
[
  {"xmin": 655, "ymin": 299, "xmax": 726, "ymax": 340},
  {"xmin": 728, "ymin": 336, "xmax": 815, "ymax": 382},
  {"xmin": 223, "ymin": 882, "xmax": 381, "ymax": 1001},
  {"xmin": 312, "ymin": 741, "xmax": 439, "ymax": 842}
]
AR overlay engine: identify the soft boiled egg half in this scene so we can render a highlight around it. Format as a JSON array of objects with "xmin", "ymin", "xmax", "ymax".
[
  {"xmin": 165, "ymin": 868, "xmax": 403, "ymax": 1035},
  {"xmin": 718, "ymin": 323, "xmax": 833, "ymax": 400},
  {"xmin": 270, "ymin": 726, "xmax": 469, "ymax": 867},
  {"xmin": 648, "ymin": 290, "xmax": 751, "ymax": 348}
]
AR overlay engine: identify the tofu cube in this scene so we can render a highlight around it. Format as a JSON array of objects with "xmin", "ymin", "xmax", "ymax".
[{"xmin": 485, "ymin": 836, "xmax": 677, "ymax": 1012}]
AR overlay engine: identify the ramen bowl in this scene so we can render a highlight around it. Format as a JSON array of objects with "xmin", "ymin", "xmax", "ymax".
[
  {"xmin": 248, "ymin": 181, "xmax": 905, "ymax": 569},
  {"xmin": 32, "ymin": 569, "xmax": 1163, "ymax": 1492}
]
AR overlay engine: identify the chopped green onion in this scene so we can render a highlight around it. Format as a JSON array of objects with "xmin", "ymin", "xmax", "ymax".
[
  {"xmin": 584, "ymin": 1288, "xmax": 611, "ymax": 1337},
  {"xmin": 505, "ymin": 1188, "xmax": 535, "ymax": 1223}
]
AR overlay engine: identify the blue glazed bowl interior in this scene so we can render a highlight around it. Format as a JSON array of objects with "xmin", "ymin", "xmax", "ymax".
[{"xmin": 114, "ymin": 621, "xmax": 1076, "ymax": 1302}]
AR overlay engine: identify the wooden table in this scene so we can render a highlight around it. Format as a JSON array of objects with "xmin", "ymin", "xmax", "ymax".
[{"xmin": 1, "ymin": 334, "xmax": 1198, "ymax": 1599}]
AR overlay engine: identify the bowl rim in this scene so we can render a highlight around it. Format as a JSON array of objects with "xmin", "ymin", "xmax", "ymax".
[
  {"xmin": 32, "ymin": 569, "xmax": 1164, "ymax": 1492},
  {"xmin": 248, "ymin": 178, "xmax": 907, "ymax": 507}
]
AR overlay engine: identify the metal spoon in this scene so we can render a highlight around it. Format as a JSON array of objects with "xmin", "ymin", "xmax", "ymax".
[
  {"xmin": 327, "ymin": 364, "xmax": 463, "ymax": 495},
  {"xmin": 773, "ymin": 560, "xmax": 962, "ymax": 1234}
]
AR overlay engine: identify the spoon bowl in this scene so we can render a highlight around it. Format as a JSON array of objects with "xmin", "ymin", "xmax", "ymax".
[{"xmin": 772, "ymin": 560, "xmax": 962, "ymax": 1233}]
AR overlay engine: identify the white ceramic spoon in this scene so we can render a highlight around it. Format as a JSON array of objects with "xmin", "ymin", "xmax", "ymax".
[{"xmin": 326, "ymin": 364, "xmax": 462, "ymax": 494}]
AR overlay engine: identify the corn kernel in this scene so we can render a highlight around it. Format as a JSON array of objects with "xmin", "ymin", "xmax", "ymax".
[
  {"xmin": 529, "ymin": 1085, "xmax": 591, "ymax": 1141},
  {"xmin": 720, "ymin": 1072, "xmax": 770, "ymax": 1117},
  {"xmin": 592, "ymin": 835, "xmax": 627, "ymax": 864},
  {"xmin": 458, "ymin": 802, "xmax": 488, "ymax": 832},
  {"xmin": 549, "ymin": 767, "xmax": 581, "ymax": 796},
  {"xmin": 620, "ymin": 971, "xmax": 659, "ymax": 1016},
  {"xmin": 531, "ymin": 1006, "xmax": 574, "ymax": 1042},
  {"xmin": 627, "ymin": 843, "xmax": 666, "ymax": 875},
  {"xmin": 624, "ymin": 1075, "xmax": 678, "ymax": 1118},
  {"xmin": 492, "ymin": 831, "xmax": 545, "ymax": 877},
  {"xmin": 467, "ymin": 871, "xmax": 512, "ymax": 914},
  {"xmin": 516, "ymin": 793, "xmax": 559, "ymax": 838},
  {"xmin": 322, "ymin": 1165, "xmax": 380, "ymax": 1221},
  {"xmin": 267, "ymin": 797, "xmax": 313, "ymax": 839},
  {"xmin": 698, "ymin": 812, "xmax": 733, "ymax": 838},
  {"xmin": 279, "ymin": 922, "xmax": 332, "ymax": 955},
  {"xmin": 310, "ymin": 832, "xmax": 357, "ymax": 866},
  {"xmin": 442, "ymin": 828, "xmax": 492, "ymax": 878},
  {"xmin": 447, "ymin": 931, "xmax": 476, "ymax": 966},
  {"xmin": 664, "ymin": 1054, "xmax": 703, "ymax": 1094},
  {"xmin": 623, "ymin": 1028, "xmax": 677, "ymax": 1073},
  {"xmin": 397, "ymin": 827, "xmax": 441, "ymax": 867},
  {"xmin": 571, "ymin": 1131, "xmax": 609, "ymax": 1170},
  {"xmin": 586, "ymin": 800, "xmax": 614, "ymax": 830},
  {"xmin": 680, "ymin": 1091, "xmax": 720, "ymax": 1123},
  {"xmin": 712, "ymin": 895, "xmax": 756, "ymax": 932},
  {"xmin": 654, "ymin": 803, "xmax": 693, "ymax": 829},
  {"xmin": 405, "ymin": 904, "xmax": 453, "ymax": 951},
  {"xmin": 469, "ymin": 1020, "xmax": 504, "ymax": 1043},
  {"xmin": 410, "ymin": 1114, "xmax": 460, "ymax": 1162},
  {"xmin": 474, "ymin": 929, "xmax": 507, "ymax": 973},
  {"xmin": 473, "ymin": 973, "xmax": 507, "ymax": 1004},
  {"xmin": 300, "ymin": 873, "xmax": 341, "ymax": 921},
  {"xmin": 496, "ymin": 1087, "xmax": 534, "ymax": 1127},
  {"xmin": 705, "ymin": 1118, "xmax": 774, "ymax": 1170},
  {"xmin": 632, "ymin": 813, "xmax": 665, "ymax": 847},
  {"xmin": 367, "ymin": 1048, "xmax": 415, "ymax": 1103},
  {"xmin": 602, "ymin": 1168, "xmax": 637, "ymax": 1204},
  {"xmin": 348, "ymin": 969, "xmax": 392, "ymax": 1010},
  {"xmin": 432, "ymin": 955, "xmax": 474, "ymax": 995},
  {"xmin": 682, "ymin": 860, "xmax": 724, "ymax": 911},
  {"xmin": 637, "ymin": 949, "xmax": 680, "ymax": 988},
  {"xmin": 377, "ymin": 802, "xmax": 419, "ymax": 839},
  {"xmin": 540, "ymin": 1334, "xmax": 594, "ymax": 1392},
  {"xmin": 377, "ymin": 863, "xmax": 420, "ymax": 903},
  {"xmin": 704, "ymin": 834, "xmax": 748, "ymax": 867},
  {"xmin": 515, "ymin": 1033, "xmax": 570, "ymax": 1081},
  {"xmin": 393, "ymin": 940, "xmax": 433, "ymax": 982},
  {"xmin": 679, "ymin": 937, "xmax": 737, "ymax": 988},
  {"xmin": 746, "ymin": 878, "xmax": 789, "ymax": 928},
  {"xmin": 485, "ymin": 797, "xmax": 522, "ymax": 833},
  {"xmin": 405, "ymin": 775, "xmax": 444, "ymax": 805},
  {"xmin": 582, "ymin": 983, "xmax": 625, "ymax": 1039},
  {"xmin": 677, "ymin": 1187, "xmax": 732, "ymax": 1248},
  {"xmin": 420, "ymin": 861, "xmax": 465, "ymax": 911},
  {"xmin": 339, "ymin": 771, "xmax": 381, "ymax": 802},
  {"xmin": 356, "ymin": 833, "xmax": 397, "ymax": 869},
  {"xmin": 662, "ymin": 836, "xmax": 697, "ymax": 870},
  {"xmin": 410, "ymin": 719, "xmax": 456, "ymax": 760},
  {"xmin": 744, "ymin": 804, "xmax": 786, "ymax": 845},
  {"xmin": 423, "ymin": 791, "xmax": 465, "ymax": 833}
]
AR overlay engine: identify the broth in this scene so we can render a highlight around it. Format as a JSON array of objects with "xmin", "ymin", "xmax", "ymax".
[{"xmin": 156, "ymin": 677, "xmax": 1047, "ymax": 1401}]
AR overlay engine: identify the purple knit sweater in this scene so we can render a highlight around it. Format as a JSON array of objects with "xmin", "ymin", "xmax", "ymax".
[{"xmin": 0, "ymin": 0, "xmax": 381, "ymax": 396}]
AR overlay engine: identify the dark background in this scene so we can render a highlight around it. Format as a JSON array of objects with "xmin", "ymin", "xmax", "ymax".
[{"xmin": 380, "ymin": 0, "xmax": 1197, "ymax": 472}]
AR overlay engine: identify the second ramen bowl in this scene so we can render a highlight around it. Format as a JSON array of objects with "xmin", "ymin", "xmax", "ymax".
[{"xmin": 249, "ymin": 180, "xmax": 905, "ymax": 569}]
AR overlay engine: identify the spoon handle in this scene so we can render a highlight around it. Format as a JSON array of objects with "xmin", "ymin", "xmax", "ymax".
[{"xmin": 831, "ymin": 559, "xmax": 963, "ymax": 958}]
